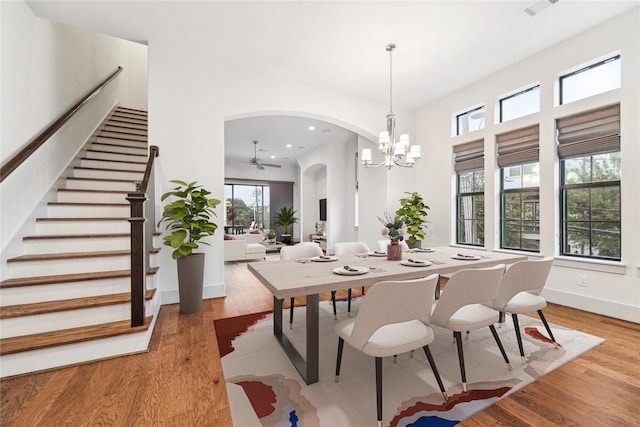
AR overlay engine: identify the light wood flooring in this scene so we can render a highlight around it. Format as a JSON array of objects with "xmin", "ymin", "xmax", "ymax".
[{"xmin": 1, "ymin": 260, "xmax": 639, "ymax": 426}]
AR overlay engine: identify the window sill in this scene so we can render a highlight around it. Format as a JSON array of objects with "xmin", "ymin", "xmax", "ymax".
[{"xmin": 553, "ymin": 256, "xmax": 626, "ymax": 275}]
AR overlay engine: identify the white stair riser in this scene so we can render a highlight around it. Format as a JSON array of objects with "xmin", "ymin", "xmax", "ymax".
[
  {"xmin": 93, "ymin": 137, "xmax": 147, "ymax": 149},
  {"xmin": 111, "ymin": 116, "xmax": 147, "ymax": 125},
  {"xmin": 80, "ymin": 158, "xmax": 146, "ymax": 171},
  {"xmin": 5, "ymin": 255, "xmax": 130, "ymax": 278},
  {"xmin": 114, "ymin": 111, "xmax": 147, "ymax": 119},
  {"xmin": 0, "ymin": 277, "xmax": 131, "ymax": 305},
  {"xmin": 57, "ymin": 190, "xmax": 129, "ymax": 204},
  {"xmin": 86, "ymin": 151, "xmax": 146, "ymax": 163},
  {"xmin": 36, "ymin": 219, "xmax": 130, "ymax": 234},
  {"xmin": 99, "ymin": 131, "xmax": 147, "ymax": 142},
  {"xmin": 23, "ymin": 236, "xmax": 130, "ymax": 253},
  {"xmin": 103, "ymin": 125, "xmax": 146, "ymax": 136},
  {"xmin": 0, "ymin": 325, "xmax": 154, "ymax": 377},
  {"xmin": 73, "ymin": 168, "xmax": 144, "ymax": 181},
  {"xmin": 90, "ymin": 143, "xmax": 148, "ymax": 156},
  {"xmin": 106, "ymin": 121, "xmax": 147, "ymax": 131},
  {"xmin": 65, "ymin": 178, "xmax": 137, "ymax": 192},
  {"xmin": 47, "ymin": 204, "xmax": 130, "ymax": 217},
  {"xmin": 0, "ymin": 304, "xmax": 132, "ymax": 339}
]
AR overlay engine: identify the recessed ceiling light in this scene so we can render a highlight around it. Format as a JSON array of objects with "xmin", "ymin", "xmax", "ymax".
[
  {"xmin": 286, "ymin": 144, "xmax": 292, "ymax": 148},
  {"xmin": 270, "ymin": 155, "xmax": 276, "ymax": 159},
  {"xmin": 308, "ymin": 126, "xmax": 315, "ymax": 131}
]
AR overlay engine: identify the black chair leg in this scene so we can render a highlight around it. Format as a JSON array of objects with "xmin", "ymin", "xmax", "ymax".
[
  {"xmin": 289, "ymin": 297, "xmax": 295, "ymax": 324},
  {"xmin": 489, "ymin": 324, "xmax": 512, "ymax": 371},
  {"xmin": 423, "ymin": 345, "xmax": 448, "ymax": 401},
  {"xmin": 335, "ymin": 337, "xmax": 344, "ymax": 383},
  {"xmin": 347, "ymin": 288, "xmax": 352, "ymax": 316},
  {"xmin": 361, "ymin": 286, "xmax": 365, "ymax": 297},
  {"xmin": 331, "ymin": 291, "xmax": 337, "ymax": 319},
  {"xmin": 454, "ymin": 331, "xmax": 467, "ymax": 392},
  {"xmin": 537, "ymin": 310, "xmax": 559, "ymax": 348},
  {"xmin": 375, "ymin": 357, "xmax": 383, "ymax": 427},
  {"xmin": 511, "ymin": 314, "xmax": 526, "ymax": 363}
]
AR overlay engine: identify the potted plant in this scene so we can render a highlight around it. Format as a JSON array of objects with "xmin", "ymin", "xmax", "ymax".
[
  {"xmin": 395, "ymin": 191, "xmax": 430, "ymax": 249},
  {"xmin": 274, "ymin": 206, "xmax": 298, "ymax": 245},
  {"xmin": 379, "ymin": 212, "xmax": 405, "ymax": 260},
  {"xmin": 158, "ymin": 180, "xmax": 221, "ymax": 313},
  {"xmin": 263, "ymin": 229, "xmax": 277, "ymax": 243}
]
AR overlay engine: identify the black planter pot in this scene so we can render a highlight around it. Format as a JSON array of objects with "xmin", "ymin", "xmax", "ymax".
[
  {"xmin": 407, "ymin": 240, "xmax": 422, "ymax": 249},
  {"xmin": 176, "ymin": 253, "xmax": 205, "ymax": 314},
  {"xmin": 280, "ymin": 234, "xmax": 292, "ymax": 245}
]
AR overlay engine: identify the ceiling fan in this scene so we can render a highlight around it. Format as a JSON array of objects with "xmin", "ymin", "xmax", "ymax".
[{"xmin": 249, "ymin": 140, "xmax": 281, "ymax": 170}]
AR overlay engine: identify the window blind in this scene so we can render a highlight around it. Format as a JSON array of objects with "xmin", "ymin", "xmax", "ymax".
[
  {"xmin": 556, "ymin": 104, "xmax": 620, "ymax": 159},
  {"xmin": 496, "ymin": 124, "xmax": 539, "ymax": 168},
  {"xmin": 453, "ymin": 139, "xmax": 484, "ymax": 172}
]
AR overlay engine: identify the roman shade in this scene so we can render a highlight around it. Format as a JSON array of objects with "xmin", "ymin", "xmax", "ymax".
[
  {"xmin": 556, "ymin": 104, "xmax": 620, "ymax": 159},
  {"xmin": 496, "ymin": 125, "xmax": 539, "ymax": 168},
  {"xmin": 453, "ymin": 139, "xmax": 484, "ymax": 172}
]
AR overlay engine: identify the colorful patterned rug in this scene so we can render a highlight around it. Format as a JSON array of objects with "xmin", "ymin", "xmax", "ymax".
[{"xmin": 215, "ymin": 299, "xmax": 604, "ymax": 426}]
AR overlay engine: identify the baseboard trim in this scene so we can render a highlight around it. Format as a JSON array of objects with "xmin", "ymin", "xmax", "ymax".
[
  {"xmin": 160, "ymin": 283, "xmax": 225, "ymax": 306},
  {"xmin": 543, "ymin": 288, "xmax": 640, "ymax": 323}
]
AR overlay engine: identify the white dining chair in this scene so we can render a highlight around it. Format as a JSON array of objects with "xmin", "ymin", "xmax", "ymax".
[
  {"xmin": 334, "ymin": 274, "xmax": 447, "ymax": 427},
  {"xmin": 333, "ymin": 241, "xmax": 371, "ymax": 316},
  {"xmin": 280, "ymin": 242, "xmax": 336, "ymax": 324},
  {"xmin": 489, "ymin": 257, "xmax": 557, "ymax": 363},
  {"xmin": 429, "ymin": 264, "xmax": 511, "ymax": 392},
  {"xmin": 376, "ymin": 239, "xmax": 410, "ymax": 253}
]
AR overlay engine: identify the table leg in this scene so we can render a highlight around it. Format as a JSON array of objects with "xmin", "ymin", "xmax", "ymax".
[{"xmin": 272, "ymin": 294, "xmax": 320, "ymax": 385}]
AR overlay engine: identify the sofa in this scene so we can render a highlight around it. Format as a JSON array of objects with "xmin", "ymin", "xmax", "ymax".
[{"xmin": 224, "ymin": 233, "xmax": 267, "ymax": 262}]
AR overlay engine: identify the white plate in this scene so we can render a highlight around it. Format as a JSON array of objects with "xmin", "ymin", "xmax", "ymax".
[
  {"xmin": 452, "ymin": 254, "xmax": 481, "ymax": 260},
  {"xmin": 400, "ymin": 259, "xmax": 432, "ymax": 267},
  {"xmin": 368, "ymin": 252, "xmax": 387, "ymax": 257},
  {"xmin": 333, "ymin": 266, "xmax": 370, "ymax": 275},
  {"xmin": 311, "ymin": 256, "xmax": 338, "ymax": 262},
  {"xmin": 412, "ymin": 248, "xmax": 435, "ymax": 253}
]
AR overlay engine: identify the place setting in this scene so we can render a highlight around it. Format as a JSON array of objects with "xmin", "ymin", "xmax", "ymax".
[
  {"xmin": 310, "ymin": 255, "xmax": 339, "ymax": 262},
  {"xmin": 332, "ymin": 265, "xmax": 370, "ymax": 275},
  {"xmin": 400, "ymin": 258, "xmax": 432, "ymax": 267},
  {"xmin": 451, "ymin": 253, "xmax": 482, "ymax": 261}
]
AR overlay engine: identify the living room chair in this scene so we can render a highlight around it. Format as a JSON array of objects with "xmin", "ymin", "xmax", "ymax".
[
  {"xmin": 429, "ymin": 264, "xmax": 511, "ymax": 392},
  {"xmin": 280, "ymin": 242, "xmax": 338, "ymax": 324},
  {"xmin": 334, "ymin": 241, "xmax": 371, "ymax": 315},
  {"xmin": 489, "ymin": 257, "xmax": 557, "ymax": 363},
  {"xmin": 334, "ymin": 274, "xmax": 447, "ymax": 427}
]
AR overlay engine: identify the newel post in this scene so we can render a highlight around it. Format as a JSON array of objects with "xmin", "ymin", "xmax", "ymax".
[{"xmin": 127, "ymin": 192, "xmax": 146, "ymax": 327}]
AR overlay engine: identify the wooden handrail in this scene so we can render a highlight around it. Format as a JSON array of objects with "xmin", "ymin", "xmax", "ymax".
[
  {"xmin": 0, "ymin": 66, "xmax": 124, "ymax": 182},
  {"xmin": 136, "ymin": 146, "xmax": 160, "ymax": 192}
]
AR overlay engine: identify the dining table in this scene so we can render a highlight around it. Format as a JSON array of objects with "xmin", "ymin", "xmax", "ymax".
[{"xmin": 247, "ymin": 245, "xmax": 528, "ymax": 384}]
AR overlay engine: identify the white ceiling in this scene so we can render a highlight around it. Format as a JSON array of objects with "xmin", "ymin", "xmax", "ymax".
[{"xmin": 26, "ymin": 0, "xmax": 639, "ymax": 163}]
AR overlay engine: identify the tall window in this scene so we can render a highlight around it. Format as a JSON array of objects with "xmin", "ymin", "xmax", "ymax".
[
  {"xmin": 499, "ymin": 85, "xmax": 540, "ymax": 122},
  {"xmin": 497, "ymin": 125, "xmax": 540, "ymax": 251},
  {"xmin": 454, "ymin": 140, "xmax": 485, "ymax": 246},
  {"xmin": 224, "ymin": 183, "xmax": 270, "ymax": 233},
  {"xmin": 557, "ymin": 104, "xmax": 621, "ymax": 260},
  {"xmin": 456, "ymin": 106, "xmax": 485, "ymax": 135},
  {"xmin": 560, "ymin": 55, "xmax": 621, "ymax": 105}
]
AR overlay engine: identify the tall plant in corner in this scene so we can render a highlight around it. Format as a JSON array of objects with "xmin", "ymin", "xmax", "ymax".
[
  {"xmin": 274, "ymin": 206, "xmax": 298, "ymax": 244},
  {"xmin": 158, "ymin": 180, "xmax": 220, "ymax": 313},
  {"xmin": 395, "ymin": 191, "xmax": 430, "ymax": 247}
]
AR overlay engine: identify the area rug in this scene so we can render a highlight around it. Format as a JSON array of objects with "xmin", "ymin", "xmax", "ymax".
[{"xmin": 215, "ymin": 299, "xmax": 604, "ymax": 426}]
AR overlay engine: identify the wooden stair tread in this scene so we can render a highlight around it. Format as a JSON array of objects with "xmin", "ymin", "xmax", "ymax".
[
  {"xmin": 24, "ymin": 232, "xmax": 130, "ymax": 240},
  {"xmin": 0, "ymin": 316, "xmax": 153, "ymax": 356},
  {"xmin": 8, "ymin": 250, "xmax": 130, "ymax": 263},
  {"xmin": 36, "ymin": 217, "xmax": 130, "ymax": 221},
  {"xmin": 0, "ymin": 290, "xmax": 155, "ymax": 319},
  {"xmin": 116, "ymin": 107, "xmax": 148, "ymax": 115},
  {"xmin": 0, "ymin": 268, "xmax": 157, "ymax": 288}
]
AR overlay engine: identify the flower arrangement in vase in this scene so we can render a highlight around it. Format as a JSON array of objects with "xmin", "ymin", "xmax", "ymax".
[{"xmin": 379, "ymin": 212, "xmax": 405, "ymax": 260}]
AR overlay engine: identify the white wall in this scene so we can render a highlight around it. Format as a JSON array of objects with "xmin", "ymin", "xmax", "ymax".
[
  {"xmin": 149, "ymin": 42, "xmax": 415, "ymax": 301},
  {"xmin": 414, "ymin": 9, "xmax": 640, "ymax": 322},
  {"xmin": 0, "ymin": 1, "xmax": 148, "ymax": 256}
]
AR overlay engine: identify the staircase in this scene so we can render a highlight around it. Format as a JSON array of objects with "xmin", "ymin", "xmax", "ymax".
[{"xmin": 0, "ymin": 107, "xmax": 160, "ymax": 378}]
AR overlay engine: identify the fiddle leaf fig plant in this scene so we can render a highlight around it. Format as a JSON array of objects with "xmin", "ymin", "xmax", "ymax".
[
  {"xmin": 158, "ymin": 180, "xmax": 221, "ymax": 259},
  {"xmin": 395, "ymin": 191, "xmax": 430, "ymax": 244}
]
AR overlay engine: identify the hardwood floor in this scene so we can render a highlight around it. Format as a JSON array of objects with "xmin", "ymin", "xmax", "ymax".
[{"xmin": 1, "ymin": 261, "xmax": 639, "ymax": 426}]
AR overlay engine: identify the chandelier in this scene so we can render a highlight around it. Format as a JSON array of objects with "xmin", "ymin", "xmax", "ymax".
[{"xmin": 362, "ymin": 43, "xmax": 421, "ymax": 169}]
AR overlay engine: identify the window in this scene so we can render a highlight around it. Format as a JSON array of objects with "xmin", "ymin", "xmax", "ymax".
[
  {"xmin": 454, "ymin": 140, "xmax": 485, "ymax": 246},
  {"xmin": 500, "ymin": 86, "xmax": 540, "ymax": 122},
  {"xmin": 224, "ymin": 183, "xmax": 270, "ymax": 233},
  {"xmin": 456, "ymin": 106, "xmax": 485, "ymax": 135},
  {"xmin": 560, "ymin": 56, "xmax": 621, "ymax": 105},
  {"xmin": 557, "ymin": 104, "xmax": 621, "ymax": 260},
  {"xmin": 497, "ymin": 125, "xmax": 540, "ymax": 251}
]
